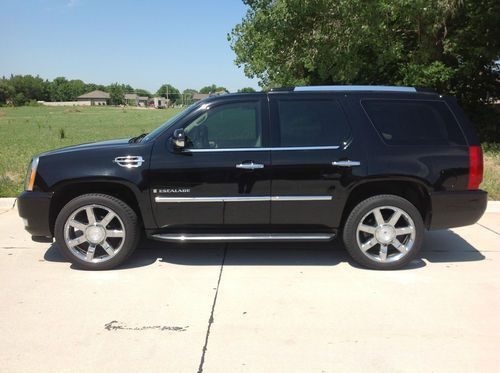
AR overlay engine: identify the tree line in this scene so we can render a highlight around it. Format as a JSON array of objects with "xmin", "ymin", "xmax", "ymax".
[
  {"xmin": 0, "ymin": 75, "xmax": 257, "ymax": 106},
  {"xmin": 229, "ymin": 0, "xmax": 499, "ymax": 142}
]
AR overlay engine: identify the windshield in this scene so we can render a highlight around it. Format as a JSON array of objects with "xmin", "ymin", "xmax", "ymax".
[{"xmin": 141, "ymin": 102, "xmax": 200, "ymax": 142}]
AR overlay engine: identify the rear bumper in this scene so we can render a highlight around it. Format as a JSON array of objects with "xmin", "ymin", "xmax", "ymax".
[
  {"xmin": 17, "ymin": 191, "xmax": 53, "ymax": 238},
  {"xmin": 429, "ymin": 190, "xmax": 487, "ymax": 230}
]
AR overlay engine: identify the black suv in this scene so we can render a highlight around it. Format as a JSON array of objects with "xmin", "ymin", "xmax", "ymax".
[{"xmin": 17, "ymin": 85, "xmax": 487, "ymax": 270}]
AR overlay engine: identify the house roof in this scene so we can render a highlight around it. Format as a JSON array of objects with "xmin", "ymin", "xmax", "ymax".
[
  {"xmin": 78, "ymin": 90, "xmax": 110, "ymax": 99},
  {"xmin": 124, "ymin": 93, "xmax": 138, "ymax": 100},
  {"xmin": 193, "ymin": 93, "xmax": 210, "ymax": 100}
]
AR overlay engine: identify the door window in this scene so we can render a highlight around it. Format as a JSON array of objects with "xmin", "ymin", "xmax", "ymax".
[
  {"xmin": 276, "ymin": 99, "xmax": 350, "ymax": 147},
  {"xmin": 184, "ymin": 101, "xmax": 262, "ymax": 149}
]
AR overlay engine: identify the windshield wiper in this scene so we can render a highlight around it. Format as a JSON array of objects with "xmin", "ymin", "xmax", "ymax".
[{"xmin": 129, "ymin": 133, "xmax": 148, "ymax": 143}]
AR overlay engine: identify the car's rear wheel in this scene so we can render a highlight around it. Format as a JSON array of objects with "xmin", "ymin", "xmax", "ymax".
[
  {"xmin": 54, "ymin": 193, "xmax": 139, "ymax": 270},
  {"xmin": 343, "ymin": 194, "xmax": 424, "ymax": 270}
]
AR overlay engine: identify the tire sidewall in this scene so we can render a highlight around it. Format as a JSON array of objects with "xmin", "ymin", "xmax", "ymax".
[
  {"xmin": 54, "ymin": 194, "xmax": 138, "ymax": 270},
  {"xmin": 343, "ymin": 195, "xmax": 424, "ymax": 270}
]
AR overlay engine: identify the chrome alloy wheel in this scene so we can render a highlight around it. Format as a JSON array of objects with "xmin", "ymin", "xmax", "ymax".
[
  {"xmin": 63, "ymin": 204, "xmax": 126, "ymax": 263},
  {"xmin": 356, "ymin": 206, "xmax": 416, "ymax": 263}
]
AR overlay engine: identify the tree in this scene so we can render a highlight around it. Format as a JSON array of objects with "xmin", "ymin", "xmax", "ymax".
[
  {"xmin": 238, "ymin": 87, "xmax": 256, "ymax": 93},
  {"xmin": 182, "ymin": 89, "xmax": 198, "ymax": 104},
  {"xmin": 199, "ymin": 84, "xmax": 228, "ymax": 94},
  {"xmin": 7, "ymin": 74, "xmax": 50, "ymax": 105},
  {"xmin": 108, "ymin": 83, "xmax": 125, "ymax": 105},
  {"xmin": 135, "ymin": 88, "xmax": 152, "ymax": 97},
  {"xmin": 156, "ymin": 84, "xmax": 180, "ymax": 103},
  {"xmin": 229, "ymin": 0, "xmax": 500, "ymax": 141},
  {"xmin": 0, "ymin": 80, "xmax": 14, "ymax": 105},
  {"xmin": 50, "ymin": 77, "xmax": 87, "ymax": 101}
]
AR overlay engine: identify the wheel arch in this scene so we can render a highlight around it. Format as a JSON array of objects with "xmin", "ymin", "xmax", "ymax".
[
  {"xmin": 48, "ymin": 178, "xmax": 154, "ymax": 235},
  {"xmin": 341, "ymin": 178, "xmax": 432, "ymax": 230}
]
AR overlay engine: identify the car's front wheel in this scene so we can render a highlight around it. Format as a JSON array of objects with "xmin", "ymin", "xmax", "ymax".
[
  {"xmin": 343, "ymin": 194, "xmax": 424, "ymax": 270},
  {"xmin": 54, "ymin": 193, "xmax": 139, "ymax": 270}
]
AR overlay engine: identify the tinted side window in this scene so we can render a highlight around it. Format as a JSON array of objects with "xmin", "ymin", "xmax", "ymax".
[
  {"xmin": 362, "ymin": 99, "xmax": 466, "ymax": 146},
  {"xmin": 184, "ymin": 101, "xmax": 262, "ymax": 149},
  {"xmin": 277, "ymin": 100, "xmax": 350, "ymax": 147}
]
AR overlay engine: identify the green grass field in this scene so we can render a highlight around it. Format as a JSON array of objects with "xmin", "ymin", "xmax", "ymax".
[
  {"xmin": 0, "ymin": 106, "xmax": 181, "ymax": 197},
  {"xmin": 0, "ymin": 105, "xmax": 498, "ymax": 199}
]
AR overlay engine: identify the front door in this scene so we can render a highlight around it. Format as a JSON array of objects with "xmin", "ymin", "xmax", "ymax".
[
  {"xmin": 268, "ymin": 93, "xmax": 365, "ymax": 230},
  {"xmin": 149, "ymin": 97, "xmax": 271, "ymax": 230}
]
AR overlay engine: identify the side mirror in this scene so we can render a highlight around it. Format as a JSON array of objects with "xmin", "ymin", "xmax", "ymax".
[{"xmin": 172, "ymin": 129, "xmax": 186, "ymax": 149}]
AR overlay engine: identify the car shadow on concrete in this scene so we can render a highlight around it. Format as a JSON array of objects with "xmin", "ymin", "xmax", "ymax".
[{"xmin": 43, "ymin": 228, "xmax": 484, "ymax": 271}]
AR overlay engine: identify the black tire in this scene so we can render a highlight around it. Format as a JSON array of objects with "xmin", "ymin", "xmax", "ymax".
[
  {"xmin": 343, "ymin": 194, "xmax": 424, "ymax": 270},
  {"xmin": 54, "ymin": 193, "xmax": 139, "ymax": 270}
]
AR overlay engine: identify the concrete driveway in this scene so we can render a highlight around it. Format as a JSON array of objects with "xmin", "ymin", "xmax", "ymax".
[{"xmin": 0, "ymin": 201, "xmax": 499, "ymax": 373}]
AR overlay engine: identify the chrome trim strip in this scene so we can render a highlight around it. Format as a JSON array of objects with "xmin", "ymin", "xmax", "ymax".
[
  {"xmin": 152, "ymin": 233, "xmax": 335, "ymax": 242},
  {"xmin": 332, "ymin": 160, "xmax": 361, "ymax": 167},
  {"xmin": 294, "ymin": 85, "xmax": 417, "ymax": 93},
  {"xmin": 155, "ymin": 196, "xmax": 270, "ymax": 203},
  {"xmin": 154, "ymin": 195, "xmax": 333, "ymax": 203},
  {"xmin": 183, "ymin": 145, "xmax": 339, "ymax": 153},
  {"xmin": 271, "ymin": 196, "xmax": 332, "ymax": 201},
  {"xmin": 155, "ymin": 196, "xmax": 333, "ymax": 203}
]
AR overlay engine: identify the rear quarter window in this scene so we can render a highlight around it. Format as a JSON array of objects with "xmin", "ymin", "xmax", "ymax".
[{"xmin": 361, "ymin": 99, "xmax": 466, "ymax": 146}]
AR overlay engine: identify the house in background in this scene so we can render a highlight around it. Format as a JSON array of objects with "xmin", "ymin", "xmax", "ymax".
[
  {"xmin": 152, "ymin": 97, "xmax": 168, "ymax": 108},
  {"xmin": 124, "ymin": 93, "xmax": 149, "ymax": 107},
  {"xmin": 192, "ymin": 93, "xmax": 210, "ymax": 102},
  {"xmin": 76, "ymin": 90, "xmax": 110, "ymax": 105}
]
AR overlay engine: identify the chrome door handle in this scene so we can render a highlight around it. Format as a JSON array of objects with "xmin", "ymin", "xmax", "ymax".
[
  {"xmin": 236, "ymin": 162, "xmax": 264, "ymax": 170},
  {"xmin": 332, "ymin": 160, "xmax": 361, "ymax": 167}
]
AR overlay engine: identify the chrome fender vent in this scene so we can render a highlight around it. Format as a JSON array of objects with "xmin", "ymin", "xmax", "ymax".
[{"xmin": 113, "ymin": 156, "xmax": 144, "ymax": 168}]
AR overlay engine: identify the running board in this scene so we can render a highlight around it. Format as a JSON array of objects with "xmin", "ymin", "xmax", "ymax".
[{"xmin": 151, "ymin": 233, "xmax": 335, "ymax": 242}]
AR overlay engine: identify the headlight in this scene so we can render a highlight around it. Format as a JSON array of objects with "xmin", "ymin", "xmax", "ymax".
[{"xmin": 25, "ymin": 157, "xmax": 39, "ymax": 191}]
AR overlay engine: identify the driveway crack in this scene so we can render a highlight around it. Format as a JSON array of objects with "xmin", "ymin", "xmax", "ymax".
[{"xmin": 197, "ymin": 244, "xmax": 227, "ymax": 373}]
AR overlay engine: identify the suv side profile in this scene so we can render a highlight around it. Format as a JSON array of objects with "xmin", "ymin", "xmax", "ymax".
[{"xmin": 17, "ymin": 85, "xmax": 487, "ymax": 270}]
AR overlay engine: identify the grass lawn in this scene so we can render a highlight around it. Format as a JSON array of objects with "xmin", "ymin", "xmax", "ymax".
[
  {"xmin": 0, "ymin": 105, "xmax": 498, "ymax": 199},
  {"xmin": 0, "ymin": 105, "xmax": 181, "ymax": 197}
]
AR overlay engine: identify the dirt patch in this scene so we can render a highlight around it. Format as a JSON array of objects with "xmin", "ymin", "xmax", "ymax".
[
  {"xmin": 64, "ymin": 108, "xmax": 81, "ymax": 113},
  {"xmin": 0, "ymin": 111, "xmax": 5, "ymax": 117}
]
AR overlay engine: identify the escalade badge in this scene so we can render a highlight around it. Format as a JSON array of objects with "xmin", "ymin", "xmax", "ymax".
[{"xmin": 153, "ymin": 188, "xmax": 191, "ymax": 193}]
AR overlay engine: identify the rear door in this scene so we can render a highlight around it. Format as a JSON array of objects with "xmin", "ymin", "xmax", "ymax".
[{"xmin": 268, "ymin": 93, "xmax": 365, "ymax": 230}]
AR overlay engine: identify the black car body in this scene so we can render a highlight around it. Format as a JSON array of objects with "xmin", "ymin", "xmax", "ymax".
[{"xmin": 18, "ymin": 85, "xmax": 487, "ymax": 270}]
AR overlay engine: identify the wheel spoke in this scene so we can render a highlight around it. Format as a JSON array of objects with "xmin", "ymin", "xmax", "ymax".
[
  {"xmin": 69, "ymin": 220, "xmax": 87, "ymax": 232},
  {"xmin": 392, "ymin": 239, "xmax": 407, "ymax": 253},
  {"xmin": 86, "ymin": 245, "xmax": 96, "ymax": 261},
  {"xmin": 101, "ymin": 241, "xmax": 115, "ymax": 256},
  {"xmin": 361, "ymin": 237, "xmax": 378, "ymax": 252},
  {"xmin": 99, "ymin": 211, "xmax": 116, "ymax": 228},
  {"xmin": 373, "ymin": 208, "xmax": 385, "ymax": 226},
  {"xmin": 379, "ymin": 245, "xmax": 388, "ymax": 261},
  {"xmin": 359, "ymin": 224, "xmax": 376, "ymax": 234},
  {"xmin": 396, "ymin": 226, "xmax": 414, "ymax": 235},
  {"xmin": 388, "ymin": 211, "xmax": 402, "ymax": 226},
  {"xmin": 106, "ymin": 229, "xmax": 125, "ymax": 238},
  {"xmin": 67, "ymin": 235, "xmax": 87, "ymax": 247},
  {"xmin": 86, "ymin": 207, "xmax": 96, "ymax": 225}
]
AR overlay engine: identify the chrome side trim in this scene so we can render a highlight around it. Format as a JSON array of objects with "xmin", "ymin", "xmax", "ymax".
[
  {"xmin": 152, "ymin": 233, "xmax": 335, "ymax": 242},
  {"xmin": 270, "ymin": 196, "xmax": 332, "ymax": 201},
  {"xmin": 332, "ymin": 160, "xmax": 361, "ymax": 167},
  {"xmin": 113, "ymin": 156, "xmax": 144, "ymax": 168},
  {"xmin": 183, "ymin": 145, "xmax": 339, "ymax": 153},
  {"xmin": 294, "ymin": 85, "xmax": 417, "ymax": 93},
  {"xmin": 154, "ymin": 195, "xmax": 333, "ymax": 203}
]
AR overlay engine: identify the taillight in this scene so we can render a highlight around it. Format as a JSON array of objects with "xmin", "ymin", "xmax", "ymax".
[{"xmin": 467, "ymin": 146, "xmax": 483, "ymax": 190}]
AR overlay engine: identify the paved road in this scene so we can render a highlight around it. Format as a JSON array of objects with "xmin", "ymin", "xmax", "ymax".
[{"xmin": 0, "ymin": 204, "xmax": 499, "ymax": 372}]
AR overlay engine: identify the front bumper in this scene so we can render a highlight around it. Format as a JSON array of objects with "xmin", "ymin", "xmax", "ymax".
[
  {"xmin": 17, "ymin": 191, "xmax": 53, "ymax": 237},
  {"xmin": 429, "ymin": 190, "xmax": 487, "ymax": 230}
]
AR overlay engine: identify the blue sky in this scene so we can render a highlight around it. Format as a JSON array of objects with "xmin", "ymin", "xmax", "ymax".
[{"xmin": 0, "ymin": 0, "xmax": 259, "ymax": 92}]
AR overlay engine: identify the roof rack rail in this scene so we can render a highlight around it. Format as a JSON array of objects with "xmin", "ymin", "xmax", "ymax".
[{"xmin": 293, "ymin": 85, "xmax": 417, "ymax": 93}]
